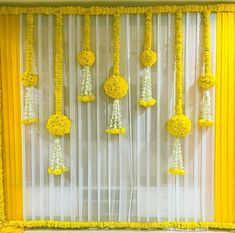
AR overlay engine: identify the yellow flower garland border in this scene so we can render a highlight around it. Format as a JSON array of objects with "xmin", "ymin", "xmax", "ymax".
[
  {"xmin": 0, "ymin": 4, "xmax": 235, "ymax": 14},
  {"xmin": 0, "ymin": 5, "xmax": 235, "ymax": 230}
]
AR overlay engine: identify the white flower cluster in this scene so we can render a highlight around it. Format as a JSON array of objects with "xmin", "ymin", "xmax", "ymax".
[
  {"xmin": 108, "ymin": 99, "xmax": 124, "ymax": 129},
  {"xmin": 140, "ymin": 67, "xmax": 153, "ymax": 100},
  {"xmin": 200, "ymin": 90, "xmax": 213, "ymax": 120},
  {"xmin": 79, "ymin": 66, "xmax": 94, "ymax": 96},
  {"xmin": 49, "ymin": 137, "xmax": 66, "ymax": 170},
  {"xmin": 168, "ymin": 138, "xmax": 184, "ymax": 171},
  {"xmin": 23, "ymin": 87, "xmax": 37, "ymax": 120}
]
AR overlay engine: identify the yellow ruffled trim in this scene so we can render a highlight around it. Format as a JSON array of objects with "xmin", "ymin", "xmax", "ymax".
[
  {"xmin": 106, "ymin": 128, "xmax": 126, "ymax": 135},
  {"xmin": 198, "ymin": 119, "xmax": 214, "ymax": 127},
  {"xmin": 77, "ymin": 95, "xmax": 96, "ymax": 102},
  {"xmin": 0, "ymin": 227, "xmax": 24, "ymax": 233},
  {"xmin": 48, "ymin": 167, "xmax": 68, "ymax": 176},
  {"xmin": 168, "ymin": 168, "xmax": 186, "ymax": 175},
  {"xmin": 139, "ymin": 98, "xmax": 156, "ymax": 108},
  {"xmin": 5, "ymin": 220, "xmax": 235, "ymax": 230},
  {"xmin": 21, "ymin": 118, "xmax": 38, "ymax": 125}
]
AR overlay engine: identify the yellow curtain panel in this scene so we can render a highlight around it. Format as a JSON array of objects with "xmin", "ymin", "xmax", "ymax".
[
  {"xmin": 0, "ymin": 15, "xmax": 23, "ymax": 220},
  {"xmin": 215, "ymin": 12, "xmax": 235, "ymax": 223}
]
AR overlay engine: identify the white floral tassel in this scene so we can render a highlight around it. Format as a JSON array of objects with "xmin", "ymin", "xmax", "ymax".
[
  {"xmin": 106, "ymin": 99, "xmax": 126, "ymax": 134},
  {"xmin": 48, "ymin": 137, "xmax": 68, "ymax": 176},
  {"xmin": 168, "ymin": 137, "xmax": 186, "ymax": 175},
  {"xmin": 77, "ymin": 66, "xmax": 95, "ymax": 102},
  {"xmin": 22, "ymin": 87, "xmax": 38, "ymax": 125},
  {"xmin": 138, "ymin": 67, "xmax": 156, "ymax": 108},
  {"xmin": 199, "ymin": 90, "xmax": 214, "ymax": 127}
]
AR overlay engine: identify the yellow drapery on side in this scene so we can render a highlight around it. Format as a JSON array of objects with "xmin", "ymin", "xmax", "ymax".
[
  {"xmin": 0, "ymin": 15, "xmax": 23, "ymax": 220},
  {"xmin": 215, "ymin": 12, "xmax": 235, "ymax": 223}
]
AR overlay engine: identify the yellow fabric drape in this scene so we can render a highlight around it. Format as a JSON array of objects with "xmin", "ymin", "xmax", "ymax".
[
  {"xmin": 0, "ymin": 15, "xmax": 23, "ymax": 220},
  {"xmin": 215, "ymin": 12, "xmax": 235, "ymax": 223}
]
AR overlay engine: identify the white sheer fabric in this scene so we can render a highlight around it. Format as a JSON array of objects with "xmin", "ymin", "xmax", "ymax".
[{"xmin": 21, "ymin": 13, "xmax": 216, "ymax": 222}]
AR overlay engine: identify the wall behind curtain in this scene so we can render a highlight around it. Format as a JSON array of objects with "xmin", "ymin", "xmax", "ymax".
[
  {"xmin": 0, "ymin": 15, "xmax": 23, "ymax": 220},
  {"xmin": 21, "ymin": 13, "xmax": 216, "ymax": 222}
]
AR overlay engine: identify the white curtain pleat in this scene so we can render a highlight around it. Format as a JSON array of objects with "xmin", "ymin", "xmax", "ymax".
[{"xmin": 21, "ymin": 13, "xmax": 216, "ymax": 222}]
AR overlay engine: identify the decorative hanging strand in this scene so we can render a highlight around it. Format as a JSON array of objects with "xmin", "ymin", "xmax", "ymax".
[
  {"xmin": 139, "ymin": 12, "xmax": 157, "ymax": 108},
  {"xmin": 166, "ymin": 12, "xmax": 191, "ymax": 175},
  {"xmin": 198, "ymin": 11, "xmax": 215, "ymax": 127},
  {"xmin": 104, "ymin": 14, "xmax": 128, "ymax": 135},
  {"xmin": 47, "ymin": 14, "xmax": 71, "ymax": 176},
  {"xmin": 77, "ymin": 14, "xmax": 96, "ymax": 102},
  {"xmin": 21, "ymin": 14, "xmax": 38, "ymax": 125}
]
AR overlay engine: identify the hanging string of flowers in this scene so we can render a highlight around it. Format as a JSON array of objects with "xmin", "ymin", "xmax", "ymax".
[
  {"xmin": 21, "ymin": 14, "xmax": 38, "ymax": 125},
  {"xmin": 198, "ymin": 11, "xmax": 215, "ymax": 127},
  {"xmin": 47, "ymin": 14, "xmax": 71, "ymax": 176},
  {"xmin": 166, "ymin": 12, "xmax": 191, "ymax": 175},
  {"xmin": 104, "ymin": 14, "xmax": 128, "ymax": 135},
  {"xmin": 77, "ymin": 14, "xmax": 96, "ymax": 102},
  {"xmin": 139, "ymin": 12, "xmax": 157, "ymax": 108}
]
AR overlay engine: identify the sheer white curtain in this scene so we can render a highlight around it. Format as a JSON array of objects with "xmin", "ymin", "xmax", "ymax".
[{"xmin": 21, "ymin": 13, "xmax": 216, "ymax": 222}]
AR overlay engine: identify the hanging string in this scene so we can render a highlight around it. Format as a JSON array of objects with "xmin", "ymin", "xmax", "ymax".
[
  {"xmin": 139, "ymin": 12, "xmax": 157, "ymax": 108},
  {"xmin": 166, "ymin": 12, "xmax": 191, "ymax": 175},
  {"xmin": 77, "ymin": 14, "xmax": 96, "ymax": 102},
  {"xmin": 198, "ymin": 10, "xmax": 215, "ymax": 127},
  {"xmin": 47, "ymin": 14, "xmax": 71, "ymax": 176},
  {"xmin": 21, "ymin": 14, "xmax": 38, "ymax": 125},
  {"xmin": 104, "ymin": 14, "xmax": 128, "ymax": 135}
]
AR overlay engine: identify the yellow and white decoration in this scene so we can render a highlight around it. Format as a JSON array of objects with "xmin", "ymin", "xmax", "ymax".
[
  {"xmin": 77, "ymin": 14, "xmax": 96, "ymax": 102},
  {"xmin": 21, "ymin": 14, "xmax": 38, "ymax": 125},
  {"xmin": 139, "ymin": 12, "xmax": 157, "ymax": 108},
  {"xmin": 198, "ymin": 11, "xmax": 215, "ymax": 127},
  {"xmin": 104, "ymin": 14, "xmax": 128, "ymax": 134},
  {"xmin": 47, "ymin": 14, "xmax": 71, "ymax": 175},
  {"xmin": 166, "ymin": 12, "xmax": 191, "ymax": 175}
]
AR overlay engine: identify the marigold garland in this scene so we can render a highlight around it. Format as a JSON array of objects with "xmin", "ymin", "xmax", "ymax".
[
  {"xmin": 21, "ymin": 14, "xmax": 38, "ymax": 125},
  {"xmin": 47, "ymin": 14, "xmax": 71, "ymax": 175},
  {"xmin": 139, "ymin": 13, "xmax": 157, "ymax": 108},
  {"xmin": 77, "ymin": 14, "xmax": 96, "ymax": 102},
  {"xmin": 104, "ymin": 14, "xmax": 128, "ymax": 134},
  {"xmin": 198, "ymin": 11, "xmax": 215, "ymax": 127},
  {"xmin": 166, "ymin": 12, "xmax": 191, "ymax": 175}
]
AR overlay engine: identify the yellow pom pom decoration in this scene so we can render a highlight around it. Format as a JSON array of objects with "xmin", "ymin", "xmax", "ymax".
[
  {"xmin": 48, "ymin": 167, "xmax": 68, "ymax": 176},
  {"xmin": 106, "ymin": 128, "xmax": 126, "ymax": 135},
  {"xmin": 78, "ymin": 50, "xmax": 95, "ymax": 66},
  {"xmin": 138, "ymin": 98, "xmax": 157, "ymax": 108},
  {"xmin": 104, "ymin": 75, "xmax": 128, "ymax": 99},
  {"xmin": 140, "ymin": 49, "xmax": 157, "ymax": 67},
  {"xmin": 198, "ymin": 119, "xmax": 214, "ymax": 127},
  {"xmin": 198, "ymin": 73, "xmax": 216, "ymax": 89},
  {"xmin": 47, "ymin": 114, "xmax": 71, "ymax": 136},
  {"xmin": 168, "ymin": 168, "xmax": 186, "ymax": 175},
  {"xmin": 21, "ymin": 71, "xmax": 38, "ymax": 87},
  {"xmin": 167, "ymin": 114, "xmax": 192, "ymax": 138}
]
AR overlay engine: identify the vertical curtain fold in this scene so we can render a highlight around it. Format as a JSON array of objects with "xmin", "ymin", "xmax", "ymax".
[
  {"xmin": 0, "ymin": 15, "xmax": 23, "ymax": 220},
  {"xmin": 215, "ymin": 12, "xmax": 235, "ymax": 223}
]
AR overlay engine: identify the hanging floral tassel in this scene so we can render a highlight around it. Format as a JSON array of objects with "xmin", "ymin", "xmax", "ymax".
[
  {"xmin": 104, "ymin": 14, "xmax": 128, "ymax": 135},
  {"xmin": 21, "ymin": 14, "xmax": 38, "ymax": 124},
  {"xmin": 198, "ymin": 11, "xmax": 215, "ymax": 127},
  {"xmin": 77, "ymin": 14, "xmax": 95, "ymax": 102},
  {"xmin": 166, "ymin": 12, "xmax": 191, "ymax": 175},
  {"xmin": 139, "ymin": 12, "xmax": 157, "ymax": 108},
  {"xmin": 47, "ymin": 14, "xmax": 71, "ymax": 176}
]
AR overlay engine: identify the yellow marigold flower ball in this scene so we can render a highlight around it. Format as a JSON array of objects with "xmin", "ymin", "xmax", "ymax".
[
  {"xmin": 198, "ymin": 73, "xmax": 216, "ymax": 89},
  {"xmin": 78, "ymin": 50, "xmax": 95, "ymax": 66},
  {"xmin": 167, "ymin": 114, "xmax": 192, "ymax": 138},
  {"xmin": 21, "ymin": 71, "xmax": 38, "ymax": 87},
  {"xmin": 104, "ymin": 75, "xmax": 128, "ymax": 99},
  {"xmin": 47, "ymin": 114, "xmax": 71, "ymax": 136},
  {"xmin": 140, "ymin": 49, "xmax": 157, "ymax": 67}
]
